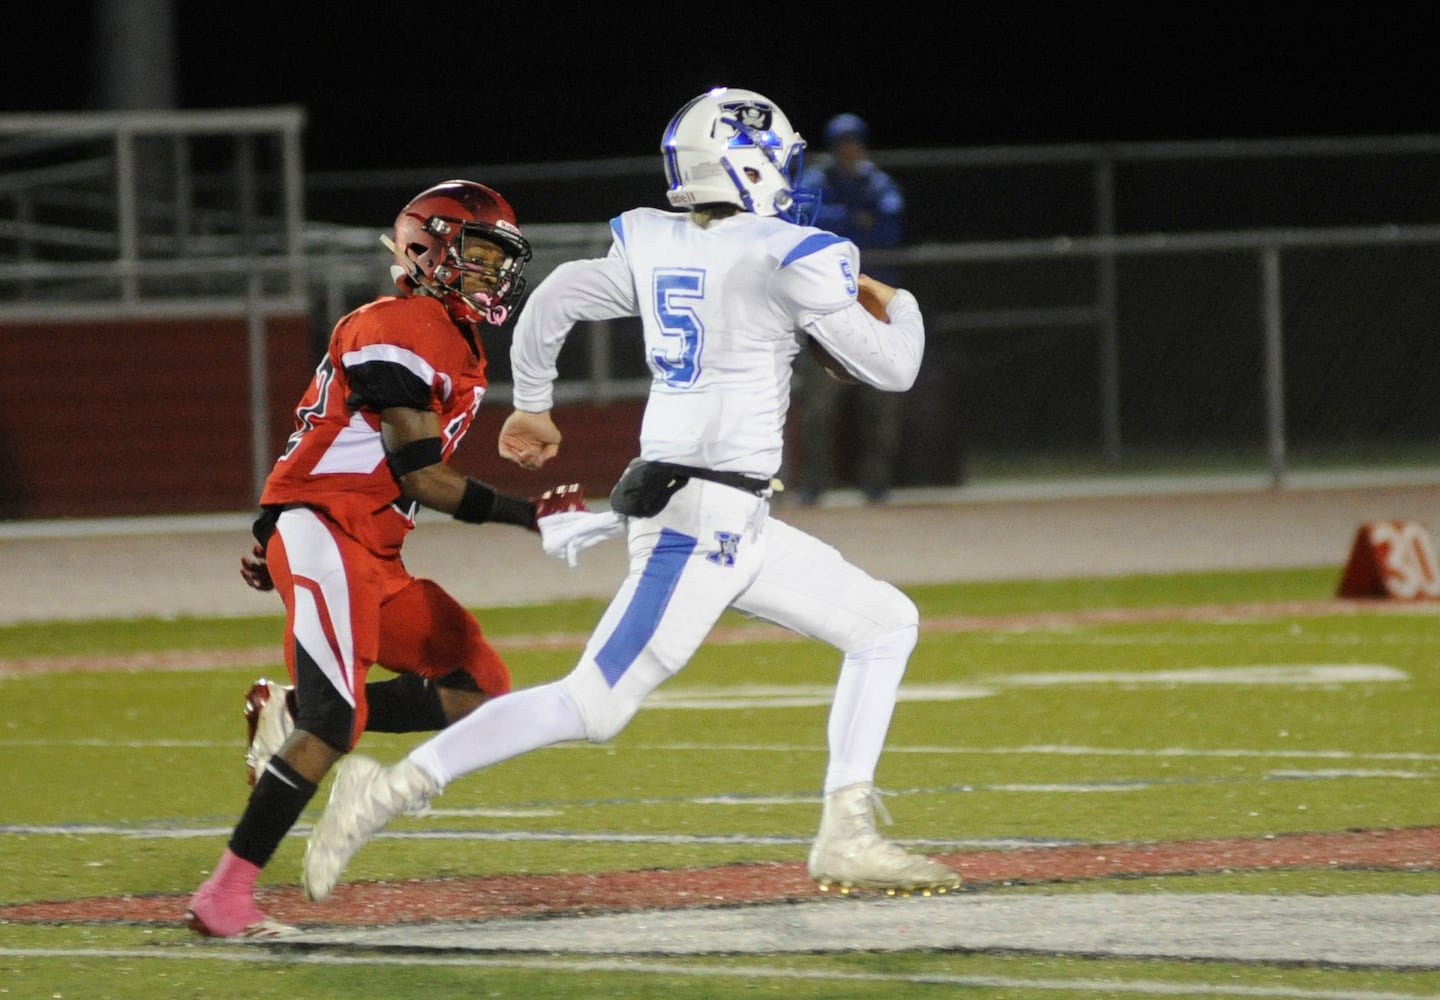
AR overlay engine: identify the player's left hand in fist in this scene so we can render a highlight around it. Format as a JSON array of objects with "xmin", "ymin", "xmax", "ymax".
[
  {"xmin": 500, "ymin": 409, "xmax": 562, "ymax": 470},
  {"xmin": 240, "ymin": 543, "xmax": 275, "ymax": 591},
  {"xmin": 531, "ymin": 483, "xmax": 586, "ymax": 529}
]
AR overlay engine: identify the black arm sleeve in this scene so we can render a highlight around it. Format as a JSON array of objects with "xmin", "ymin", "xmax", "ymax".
[
  {"xmin": 454, "ymin": 478, "xmax": 537, "ymax": 528},
  {"xmin": 345, "ymin": 358, "xmax": 432, "ymax": 411},
  {"xmin": 385, "ymin": 436, "xmax": 444, "ymax": 479}
]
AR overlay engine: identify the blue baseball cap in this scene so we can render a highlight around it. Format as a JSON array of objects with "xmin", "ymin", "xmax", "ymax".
[{"xmin": 825, "ymin": 113, "xmax": 870, "ymax": 148}]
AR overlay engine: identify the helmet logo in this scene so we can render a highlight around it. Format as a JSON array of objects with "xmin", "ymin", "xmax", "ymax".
[{"xmin": 719, "ymin": 101, "xmax": 781, "ymax": 149}]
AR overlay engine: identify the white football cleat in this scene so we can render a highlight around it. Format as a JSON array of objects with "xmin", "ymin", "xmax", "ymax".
[
  {"xmin": 807, "ymin": 783, "xmax": 962, "ymax": 896},
  {"xmin": 244, "ymin": 678, "xmax": 294, "ymax": 786},
  {"xmin": 303, "ymin": 754, "xmax": 439, "ymax": 902}
]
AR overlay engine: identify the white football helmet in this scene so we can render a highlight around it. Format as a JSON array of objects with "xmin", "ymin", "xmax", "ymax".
[{"xmin": 661, "ymin": 87, "xmax": 818, "ymax": 224}]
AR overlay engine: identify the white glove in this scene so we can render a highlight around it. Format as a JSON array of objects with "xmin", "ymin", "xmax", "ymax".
[{"xmin": 537, "ymin": 510, "xmax": 626, "ymax": 568}]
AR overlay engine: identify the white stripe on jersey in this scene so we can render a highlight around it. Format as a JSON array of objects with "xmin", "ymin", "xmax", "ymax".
[
  {"xmin": 311, "ymin": 410, "xmax": 387, "ymax": 475},
  {"xmin": 341, "ymin": 343, "xmax": 454, "ymax": 402}
]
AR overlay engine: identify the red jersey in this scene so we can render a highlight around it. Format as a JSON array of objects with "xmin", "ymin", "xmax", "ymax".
[{"xmin": 261, "ymin": 294, "xmax": 488, "ymax": 554}]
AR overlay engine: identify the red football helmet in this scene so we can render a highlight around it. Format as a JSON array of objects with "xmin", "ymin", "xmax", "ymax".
[{"xmin": 388, "ymin": 180, "xmax": 532, "ymax": 326}]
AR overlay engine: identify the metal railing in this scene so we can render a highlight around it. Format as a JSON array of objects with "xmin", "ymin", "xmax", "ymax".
[{"xmin": 4, "ymin": 110, "xmax": 1440, "ymax": 500}]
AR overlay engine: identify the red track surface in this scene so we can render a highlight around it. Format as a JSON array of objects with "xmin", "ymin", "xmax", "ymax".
[{"xmin": 4, "ymin": 826, "xmax": 1436, "ymax": 930}]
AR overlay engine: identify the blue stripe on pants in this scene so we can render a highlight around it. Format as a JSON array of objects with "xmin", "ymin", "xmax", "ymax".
[{"xmin": 594, "ymin": 528, "xmax": 696, "ymax": 687}]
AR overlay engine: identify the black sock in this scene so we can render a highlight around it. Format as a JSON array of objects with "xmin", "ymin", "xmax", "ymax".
[
  {"xmin": 229, "ymin": 756, "xmax": 318, "ymax": 867},
  {"xmin": 365, "ymin": 673, "xmax": 448, "ymax": 732}
]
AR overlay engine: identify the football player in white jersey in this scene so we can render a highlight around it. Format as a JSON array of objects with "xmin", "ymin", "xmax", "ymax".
[{"xmin": 304, "ymin": 87, "xmax": 961, "ymax": 900}]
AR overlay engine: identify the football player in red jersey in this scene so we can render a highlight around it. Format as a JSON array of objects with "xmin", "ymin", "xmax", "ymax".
[{"xmin": 186, "ymin": 181, "xmax": 583, "ymax": 939}]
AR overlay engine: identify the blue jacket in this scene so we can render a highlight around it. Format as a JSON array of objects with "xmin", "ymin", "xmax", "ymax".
[{"xmin": 801, "ymin": 158, "xmax": 905, "ymax": 252}]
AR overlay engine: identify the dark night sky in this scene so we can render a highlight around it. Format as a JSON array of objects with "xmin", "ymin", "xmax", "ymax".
[{"xmin": 7, "ymin": 2, "xmax": 1440, "ymax": 171}]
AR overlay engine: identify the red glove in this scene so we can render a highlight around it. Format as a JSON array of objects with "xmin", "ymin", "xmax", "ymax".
[
  {"xmin": 532, "ymin": 483, "xmax": 586, "ymax": 528},
  {"xmin": 240, "ymin": 543, "xmax": 275, "ymax": 591}
]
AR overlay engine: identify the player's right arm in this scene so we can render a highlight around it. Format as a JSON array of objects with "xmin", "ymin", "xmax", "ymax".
[
  {"xmin": 381, "ymin": 406, "xmax": 466, "ymax": 511},
  {"xmin": 503, "ymin": 230, "xmax": 637, "ymax": 469},
  {"xmin": 510, "ymin": 239, "xmax": 637, "ymax": 414},
  {"xmin": 379, "ymin": 405, "xmax": 539, "ymax": 527}
]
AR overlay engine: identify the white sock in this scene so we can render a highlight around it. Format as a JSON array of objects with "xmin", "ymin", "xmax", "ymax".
[
  {"xmin": 822, "ymin": 624, "xmax": 917, "ymax": 794},
  {"xmin": 409, "ymin": 681, "xmax": 587, "ymax": 787}
]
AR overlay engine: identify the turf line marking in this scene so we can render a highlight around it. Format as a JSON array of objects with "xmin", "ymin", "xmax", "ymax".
[
  {"xmin": 7, "ymin": 739, "xmax": 1437, "ymax": 764},
  {"xmin": 0, "ymin": 948, "xmax": 1430, "ymax": 999},
  {"xmin": 972, "ymin": 633, "xmax": 1429, "ymax": 646},
  {"xmin": 0, "ymin": 738, "xmax": 228, "ymax": 748},
  {"xmin": 657, "ymin": 742, "xmax": 1440, "ymax": 762},
  {"xmin": 2, "ymin": 596, "xmax": 1433, "ymax": 677},
  {"xmin": 641, "ymin": 666, "xmax": 1403, "ymax": 709},
  {"xmin": 0, "ymin": 823, "xmax": 1033, "ymax": 849}
]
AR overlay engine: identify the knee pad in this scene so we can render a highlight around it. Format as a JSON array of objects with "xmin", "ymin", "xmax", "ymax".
[
  {"xmin": 835, "ymin": 582, "xmax": 919, "ymax": 654},
  {"xmin": 292, "ymin": 697, "xmax": 355, "ymax": 753},
  {"xmin": 364, "ymin": 673, "xmax": 448, "ymax": 732},
  {"xmin": 856, "ymin": 620, "xmax": 919, "ymax": 665},
  {"xmin": 434, "ymin": 668, "xmax": 481, "ymax": 693},
  {"xmin": 292, "ymin": 649, "xmax": 357, "ymax": 752},
  {"xmin": 875, "ymin": 583, "xmax": 920, "ymax": 634},
  {"xmin": 559, "ymin": 661, "xmax": 647, "ymax": 744}
]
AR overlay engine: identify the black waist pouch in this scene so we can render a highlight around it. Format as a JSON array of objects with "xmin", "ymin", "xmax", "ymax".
[
  {"xmin": 609, "ymin": 459, "xmax": 690, "ymax": 518},
  {"xmin": 609, "ymin": 459, "xmax": 771, "ymax": 518}
]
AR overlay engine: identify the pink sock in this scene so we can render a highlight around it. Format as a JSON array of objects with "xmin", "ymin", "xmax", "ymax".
[
  {"xmin": 211, "ymin": 849, "xmax": 262, "ymax": 893},
  {"xmin": 187, "ymin": 849, "xmax": 266, "ymax": 936}
]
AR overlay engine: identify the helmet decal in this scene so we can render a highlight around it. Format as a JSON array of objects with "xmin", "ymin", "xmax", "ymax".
[{"xmin": 718, "ymin": 101, "xmax": 781, "ymax": 147}]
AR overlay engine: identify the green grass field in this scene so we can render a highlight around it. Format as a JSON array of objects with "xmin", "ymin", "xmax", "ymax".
[{"xmin": 2, "ymin": 567, "xmax": 1438, "ymax": 999}]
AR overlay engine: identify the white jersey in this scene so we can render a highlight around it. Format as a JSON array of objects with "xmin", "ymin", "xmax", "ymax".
[
  {"xmin": 510, "ymin": 208, "xmax": 924, "ymax": 478},
  {"xmin": 305, "ymin": 120, "xmax": 958, "ymax": 902}
]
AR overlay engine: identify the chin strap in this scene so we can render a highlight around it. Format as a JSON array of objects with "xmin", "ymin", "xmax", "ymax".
[
  {"xmin": 478, "ymin": 301, "xmax": 510, "ymax": 325},
  {"xmin": 382, "ymin": 234, "xmax": 419, "ymax": 289}
]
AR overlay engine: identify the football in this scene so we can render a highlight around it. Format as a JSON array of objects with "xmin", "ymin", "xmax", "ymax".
[
  {"xmin": 805, "ymin": 284, "xmax": 890, "ymax": 384},
  {"xmin": 807, "ymin": 336, "xmax": 861, "ymax": 384}
]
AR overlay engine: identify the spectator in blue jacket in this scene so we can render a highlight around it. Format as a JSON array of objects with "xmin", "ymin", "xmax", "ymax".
[
  {"xmin": 810, "ymin": 114, "xmax": 905, "ymax": 269},
  {"xmin": 792, "ymin": 113, "xmax": 908, "ymax": 504}
]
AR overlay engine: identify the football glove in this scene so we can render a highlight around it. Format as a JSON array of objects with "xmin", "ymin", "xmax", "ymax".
[
  {"xmin": 240, "ymin": 543, "xmax": 275, "ymax": 592},
  {"xmin": 532, "ymin": 483, "xmax": 586, "ymax": 526}
]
